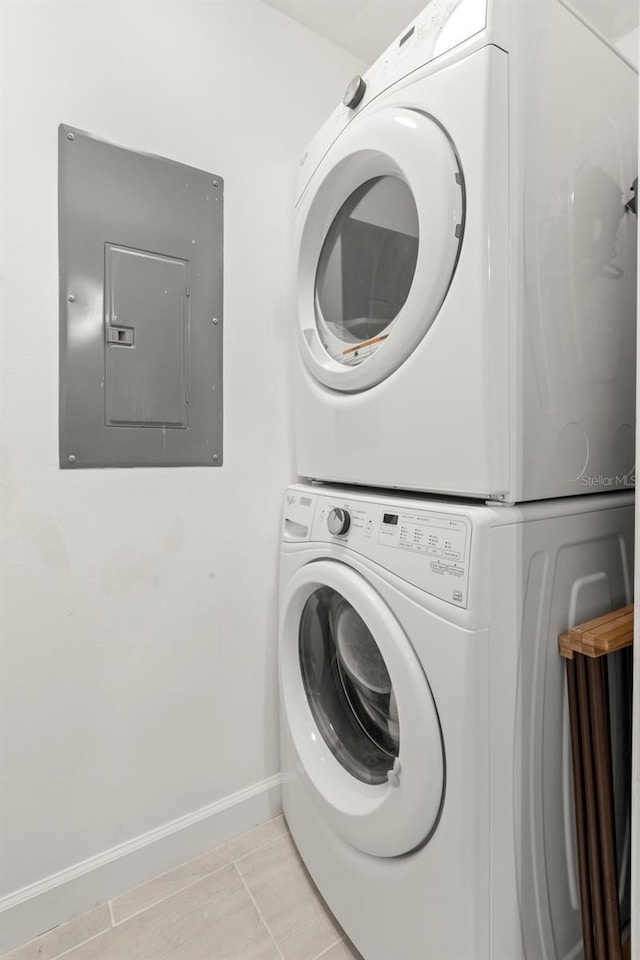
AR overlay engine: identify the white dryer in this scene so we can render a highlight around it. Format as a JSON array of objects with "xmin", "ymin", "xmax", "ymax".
[
  {"xmin": 293, "ymin": 0, "xmax": 638, "ymax": 502},
  {"xmin": 279, "ymin": 484, "xmax": 633, "ymax": 960}
]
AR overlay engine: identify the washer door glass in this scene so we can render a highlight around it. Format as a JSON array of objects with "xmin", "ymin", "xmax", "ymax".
[
  {"xmin": 299, "ymin": 585, "xmax": 400, "ymax": 785},
  {"xmin": 315, "ymin": 177, "xmax": 419, "ymax": 367},
  {"xmin": 281, "ymin": 559, "xmax": 446, "ymax": 857}
]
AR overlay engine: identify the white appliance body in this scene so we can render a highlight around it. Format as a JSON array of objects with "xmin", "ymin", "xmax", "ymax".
[
  {"xmin": 279, "ymin": 484, "xmax": 634, "ymax": 960},
  {"xmin": 293, "ymin": 0, "xmax": 638, "ymax": 501}
]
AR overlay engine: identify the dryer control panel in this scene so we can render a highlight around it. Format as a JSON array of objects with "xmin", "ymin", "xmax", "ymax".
[
  {"xmin": 282, "ymin": 487, "xmax": 472, "ymax": 609},
  {"xmin": 296, "ymin": 0, "xmax": 489, "ymax": 204},
  {"xmin": 365, "ymin": 0, "xmax": 488, "ymax": 93}
]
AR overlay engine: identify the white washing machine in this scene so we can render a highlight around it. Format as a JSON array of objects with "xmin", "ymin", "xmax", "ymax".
[
  {"xmin": 293, "ymin": 0, "xmax": 638, "ymax": 502},
  {"xmin": 279, "ymin": 484, "xmax": 633, "ymax": 960}
]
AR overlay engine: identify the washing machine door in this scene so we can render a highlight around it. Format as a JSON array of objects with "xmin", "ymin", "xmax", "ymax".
[
  {"xmin": 280, "ymin": 559, "xmax": 445, "ymax": 857},
  {"xmin": 296, "ymin": 105, "xmax": 464, "ymax": 392}
]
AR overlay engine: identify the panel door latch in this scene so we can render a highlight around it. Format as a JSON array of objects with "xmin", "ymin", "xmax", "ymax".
[{"xmin": 106, "ymin": 326, "xmax": 135, "ymax": 346}]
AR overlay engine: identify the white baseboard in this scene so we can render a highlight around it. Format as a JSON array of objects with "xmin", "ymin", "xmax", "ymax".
[{"xmin": 0, "ymin": 775, "xmax": 282, "ymax": 954}]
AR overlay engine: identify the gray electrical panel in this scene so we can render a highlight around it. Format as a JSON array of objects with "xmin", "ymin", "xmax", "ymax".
[{"xmin": 58, "ymin": 125, "xmax": 223, "ymax": 468}]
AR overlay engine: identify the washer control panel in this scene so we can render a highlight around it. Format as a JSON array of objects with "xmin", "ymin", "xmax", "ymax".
[
  {"xmin": 327, "ymin": 507, "xmax": 351, "ymax": 536},
  {"xmin": 379, "ymin": 510, "xmax": 467, "ymax": 562},
  {"xmin": 282, "ymin": 487, "xmax": 472, "ymax": 608}
]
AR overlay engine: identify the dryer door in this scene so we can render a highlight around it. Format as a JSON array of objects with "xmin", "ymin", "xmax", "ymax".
[
  {"xmin": 280, "ymin": 559, "xmax": 445, "ymax": 857},
  {"xmin": 296, "ymin": 106, "xmax": 464, "ymax": 392}
]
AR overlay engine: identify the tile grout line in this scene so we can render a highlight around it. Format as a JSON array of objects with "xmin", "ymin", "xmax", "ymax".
[
  {"xmin": 109, "ymin": 864, "xmax": 232, "ymax": 927},
  {"xmin": 6, "ymin": 911, "xmax": 115, "ymax": 960},
  {"xmin": 49, "ymin": 926, "xmax": 111, "ymax": 960},
  {"xmin": 53, "ymin": 852, "xmax": 277, "ymax": 957},
  {"xmin": 232, "ymin": 823, "xmax": 290, "ymax": 864},
  {"xmin": 312, "ymin": 936, "xmax": 345, "ymax": 960},
  {"xmin": 233, "ymin": 862, "xmax": 285, "ymax": 960},
  {"xmin": 5, "ymin": 820, "xmax": 291, "ymax": 960},
  {"xmin": 114, "ymin": 814, "xmax": 286, "ymax": 903},
  {"xmin": 107, "ymin": 821, "xmax": 289, "ymax": 927},
  {"xmin": 233, "ymin": 828, "xmax": 289, "ymax": 866},
  {"xmin": 52, "ymin": 836, "xmax": 289, "ymax": 960}
]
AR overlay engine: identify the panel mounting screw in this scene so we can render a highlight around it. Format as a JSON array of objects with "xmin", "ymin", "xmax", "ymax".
[
  {"xmin": 212, "ymin": 179, "xmax": 219, "ymax": 187},
  {"xmin": 211, "ymin": 317, "xmax": 218, "ymax": 324},
  {"xmin": 212, "ymin": 454, "xmax": 219, "ymax": 461},
  {"xmin": 66, "ymin": 132, "xmax": 75, "ymax": 140},
  {"xmin": 68, "ymin": 455, "xmax": 76, "ymax": 463},
  {"xmin": 67, "ymin": 294, "xmax": 76, "ymax": 302}
]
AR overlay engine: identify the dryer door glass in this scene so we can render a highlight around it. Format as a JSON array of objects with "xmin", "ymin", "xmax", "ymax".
[
  {"xmin": 299, "ymin": 585, "xmax": 400, "ymax": 785},
  {"xmin": 315, "ymin": 177, "xmax": 419, "ymax": 366}
]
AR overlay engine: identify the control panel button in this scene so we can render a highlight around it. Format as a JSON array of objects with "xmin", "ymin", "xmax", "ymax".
[
  {"xmin": 343, "ymin": 75, "xmax": 366, "ymax": 109},
  {"xmin": 327, "ymin": 507, "xmax": 351, "ymax": 537}
]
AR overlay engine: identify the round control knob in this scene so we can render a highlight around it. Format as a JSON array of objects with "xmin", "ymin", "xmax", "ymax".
[
  {"xmin": 343, "ymin": 75, "xmax": 366, "ymax": 110},
  {"xmin": 327, "ymin": 507, "xmax": 351, "ymax": 537}
]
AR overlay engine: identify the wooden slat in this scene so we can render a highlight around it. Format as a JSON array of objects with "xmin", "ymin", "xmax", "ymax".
[
  {"xmin": 586, "ymin": 656, "xmax": 622, "ymax": 960},
  {"xmin": 559, "ymin": 605, "xmax": 634, "ymax": 659},
  {"xmin": 565, "ymin": 657, "xmax": 595, "ymax": 960},
  {"xmin": 576, "ymin": 654, "xmax": 607, "ymax": 959},
  {"xmin": 559, "ymin": 603, "xmax": 633, "ymax": 960},
  {"xmin": 570, "ymin": 604, "xmax": 633, "ymax": 637}
]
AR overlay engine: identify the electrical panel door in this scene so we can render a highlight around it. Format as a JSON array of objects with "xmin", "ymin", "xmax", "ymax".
[{"xmin": 59, "ymin": 125, "xmax": 223, "ymax": 468}]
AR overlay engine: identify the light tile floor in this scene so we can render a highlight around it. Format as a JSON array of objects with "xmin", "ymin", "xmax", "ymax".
[{"xmin": 2, "ymin": 817, "xmax": 363, "ymax": 960}]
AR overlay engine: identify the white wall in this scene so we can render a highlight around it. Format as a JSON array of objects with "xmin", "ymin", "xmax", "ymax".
[
  {"xmin": 0, "ymin": 0, "xmax": 363, "ymax": 947},
  {"xmin": 264, "ymin": 0, "xmax": 427, "ymax": 63}
]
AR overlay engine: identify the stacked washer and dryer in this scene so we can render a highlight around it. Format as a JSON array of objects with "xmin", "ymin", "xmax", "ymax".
[{"xmin": 278, "ymin": 2, "xmax": 637, "ymax": 958}]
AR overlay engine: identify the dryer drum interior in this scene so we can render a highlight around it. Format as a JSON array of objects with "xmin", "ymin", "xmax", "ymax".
[{"xmin": 315, "ymin": 175, "xmax": 420, "ymax": 366}]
